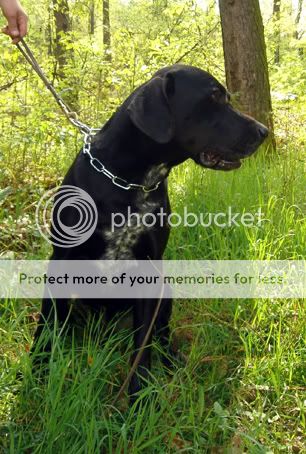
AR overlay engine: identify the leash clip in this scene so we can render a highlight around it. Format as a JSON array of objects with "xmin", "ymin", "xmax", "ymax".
[{"xmin": 143, "ymin": 181, "xmax": 161, "ymax": 193}]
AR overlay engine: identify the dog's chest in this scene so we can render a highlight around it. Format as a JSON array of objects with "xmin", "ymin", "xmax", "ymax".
[{"xmin": 102, "ymin": 164, "xmax": 169, "ymax": 260}]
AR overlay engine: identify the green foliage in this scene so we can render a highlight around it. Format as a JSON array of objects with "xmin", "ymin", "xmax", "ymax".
[{"xmin": 0, "ymin": 0, "xmax": 305, "ymax": 451}]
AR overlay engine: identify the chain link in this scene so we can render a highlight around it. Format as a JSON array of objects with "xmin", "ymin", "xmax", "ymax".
[{"xmin": 82, "ymin": 132, "xmax": 162, "ymax": 192}]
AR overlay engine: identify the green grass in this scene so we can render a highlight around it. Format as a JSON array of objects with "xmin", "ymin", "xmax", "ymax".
[{"xmin": 0, "ymin": 144, "xmax": 305, "ymax": 453}]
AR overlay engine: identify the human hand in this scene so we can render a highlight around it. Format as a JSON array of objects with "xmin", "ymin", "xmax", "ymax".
[{"xmin": 1, "ymin": 0, "xmax": 28, "ymax": 44}]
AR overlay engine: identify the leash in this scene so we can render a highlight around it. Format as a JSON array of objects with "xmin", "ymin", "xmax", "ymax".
[
  {"xmin": 111, "ymin": 277, "xmax": 165, "ymax": 407},
  {"xmin": 16, "ymin": 39, "xmax": 97, "ymax": 136},
  {"xmin": 16, "ymin": 39, "xmax": 162, "ymax": 193}
]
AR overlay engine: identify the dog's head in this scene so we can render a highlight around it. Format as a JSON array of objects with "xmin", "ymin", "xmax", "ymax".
[{"xmin": 127, "ymin": 64, "xmax": 268, "ymax": 171}]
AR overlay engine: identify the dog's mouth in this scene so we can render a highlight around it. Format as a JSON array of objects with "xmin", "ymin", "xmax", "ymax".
[{"xmin": 198, "ymin": 151, "xmax": 242, "ymax": 171}]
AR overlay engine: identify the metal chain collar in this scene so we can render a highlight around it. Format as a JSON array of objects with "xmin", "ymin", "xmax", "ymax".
[
  {"xmin": 82, "ymin": 133, "xmax": 161, "ymax": 192},
  {"xmin": 16, "ymin": 39, "xmax": 162, "ymax": 193}
]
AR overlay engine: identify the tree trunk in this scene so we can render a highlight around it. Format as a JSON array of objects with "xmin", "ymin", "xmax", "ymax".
[
  {"xmin": 53, "ymin": 0, "xmax": 71, "ymax": 77},
  {"xmin": 273, "ymin": 0, "xmax": 281, "ymax": 64},
  {"xmin": 103, "ymin": 0, "xmax": 111, "ymax": 61},
  {"xmin": 46, "ymin": 6, "xmax": 53, "ymax": 56},
  {"xmin": 219, "ymin": 0, "xmax": 275, "ymax": 148},
  {"xmin": 295, "ymin": 0, "xmax": 303, "ymax": 28},
  {"xmin": 52, "ymin": 0, "xmax": 78, "ymax": 110},
  {"xmin": 89, "ymin": 0, "xmax": 95, "ymax": 35},
  {"xmin": 294, "ymin": 0, "xmax": 303, "ymax": 56}
]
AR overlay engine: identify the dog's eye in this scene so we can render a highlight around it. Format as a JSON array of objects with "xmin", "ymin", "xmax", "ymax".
[{"xmin": 211, "ymin": 88, "xmax": 227, "ymax": 103}]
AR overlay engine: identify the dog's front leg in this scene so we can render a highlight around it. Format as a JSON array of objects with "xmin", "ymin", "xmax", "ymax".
[
  {"xmin": 31, "ymin": 255, "xmax": 73, "ymax": 357},
  {"xmin": 155, "ymin": 294, "xmax": 173, "ymax": 363},
  {"xmin": 128, "ymin": 298, "xmax": 157, "ymax": 402}
]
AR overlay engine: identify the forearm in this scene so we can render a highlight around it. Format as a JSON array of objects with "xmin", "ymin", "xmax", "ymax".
[{"xmin": 0, "ymin": 0, "xmax": 20, "ymax": 10}]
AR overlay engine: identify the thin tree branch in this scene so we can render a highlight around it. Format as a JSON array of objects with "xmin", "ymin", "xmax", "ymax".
[{"xmin": 0, "ymin": 77, "xmax": 27, "ymax": 91}]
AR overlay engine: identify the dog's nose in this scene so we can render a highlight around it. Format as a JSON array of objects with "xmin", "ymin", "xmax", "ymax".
[{"xmin": 257, "ymin": 123, "xmax": 269, "ymax": 139}]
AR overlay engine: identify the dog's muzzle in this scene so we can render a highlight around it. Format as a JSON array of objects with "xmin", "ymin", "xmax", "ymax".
[{"xmin": 197, "ymin": 151, "xmax": 242, "ymax": 171}]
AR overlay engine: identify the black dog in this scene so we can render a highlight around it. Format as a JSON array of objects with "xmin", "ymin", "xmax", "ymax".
[{"xmin": 32, "ymin": 64, "xmax": 268, "ymax": 399}]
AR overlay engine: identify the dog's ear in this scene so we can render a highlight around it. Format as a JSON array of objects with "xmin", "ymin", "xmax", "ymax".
[{"xmin": 127, "ymin": 74, "xmax": 174, "ymax": 144}]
